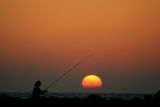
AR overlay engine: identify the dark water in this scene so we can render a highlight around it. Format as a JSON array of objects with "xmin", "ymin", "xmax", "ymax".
[{"xmin": 0, "ymin": 92, "xmax": 149, "ymax": 100}]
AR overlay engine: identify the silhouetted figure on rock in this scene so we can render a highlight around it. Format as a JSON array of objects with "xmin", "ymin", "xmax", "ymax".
[{"xmin": 32, "ymin": 81, "xmax": 48, "ymax": 98}]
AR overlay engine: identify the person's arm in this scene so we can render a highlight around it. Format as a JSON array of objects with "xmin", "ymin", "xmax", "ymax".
[{"xmin": 41, "ymin": 90, "xmax": 48, "ymax": 94}]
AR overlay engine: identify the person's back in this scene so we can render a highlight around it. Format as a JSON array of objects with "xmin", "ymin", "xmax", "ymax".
[{"xmin": 32, "ymin": 81, "xmax": 47, "ymax": 98}]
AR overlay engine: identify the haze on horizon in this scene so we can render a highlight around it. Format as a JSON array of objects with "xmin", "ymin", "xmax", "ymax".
[{"xmin": 0, "ymin": 0, "xmax": 160, "ymax": 93}]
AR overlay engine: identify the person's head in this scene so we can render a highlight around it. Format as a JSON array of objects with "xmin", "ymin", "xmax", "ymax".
[{"xmin": 35, "ymin": 80, "xmax": 41, "ymax": 87}]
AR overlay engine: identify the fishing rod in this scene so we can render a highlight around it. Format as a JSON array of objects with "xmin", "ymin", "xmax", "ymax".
[{"xmin": 44, "ymin": 55, "xmax": 92, "ymax": 90}]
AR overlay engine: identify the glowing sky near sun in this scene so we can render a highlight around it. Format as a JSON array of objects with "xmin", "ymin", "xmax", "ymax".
[{"xmin": 0, "ymin": 0, "xmax": 160, "ymax": 93}]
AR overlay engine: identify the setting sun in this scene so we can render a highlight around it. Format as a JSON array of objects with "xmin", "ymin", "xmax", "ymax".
[{"xmin": 82, "ymin": 75, "xmax": 103, "ymax": 89}]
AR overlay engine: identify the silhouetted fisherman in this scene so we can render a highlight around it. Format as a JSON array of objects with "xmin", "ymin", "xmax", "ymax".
[{"xmin": 32, "ymin": 81, "xmax": 48, "ymax": 98}]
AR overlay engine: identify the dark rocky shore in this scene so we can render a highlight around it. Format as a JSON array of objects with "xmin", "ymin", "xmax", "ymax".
[{"xmin": 0, "ymin": 91, "xmax": 160, "ymax": 106}]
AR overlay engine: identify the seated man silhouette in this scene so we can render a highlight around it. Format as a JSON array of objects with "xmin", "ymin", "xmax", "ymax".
[{"xmin": 32, "ymin": 81, "xmax": 48, "ymax": 98}]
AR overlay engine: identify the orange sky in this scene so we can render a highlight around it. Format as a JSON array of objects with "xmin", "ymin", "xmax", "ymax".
[{"xmin": 0, "ymin": 0, "xmax": 160, "ymax": 93}]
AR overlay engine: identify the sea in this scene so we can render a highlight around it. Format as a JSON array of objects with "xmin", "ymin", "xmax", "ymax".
[{"xmin": 0, "ymin": 92, "xmax": 151, "ymax": 100}]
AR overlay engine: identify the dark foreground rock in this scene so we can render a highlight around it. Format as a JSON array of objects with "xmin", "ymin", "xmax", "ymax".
[{"xmin": 0, "ymin": 91, "xmax": 160, "ymax": 107}]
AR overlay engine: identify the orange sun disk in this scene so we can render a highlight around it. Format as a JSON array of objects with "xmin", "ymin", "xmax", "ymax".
[{"xmin": 81, "ymin": 75, "xmax": 103, "ymax": 89}]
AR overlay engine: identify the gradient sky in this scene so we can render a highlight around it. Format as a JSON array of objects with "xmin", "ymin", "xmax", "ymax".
[{"xmin": 0, "ymin": 0, "xmax": 160, "ymax": 93}]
